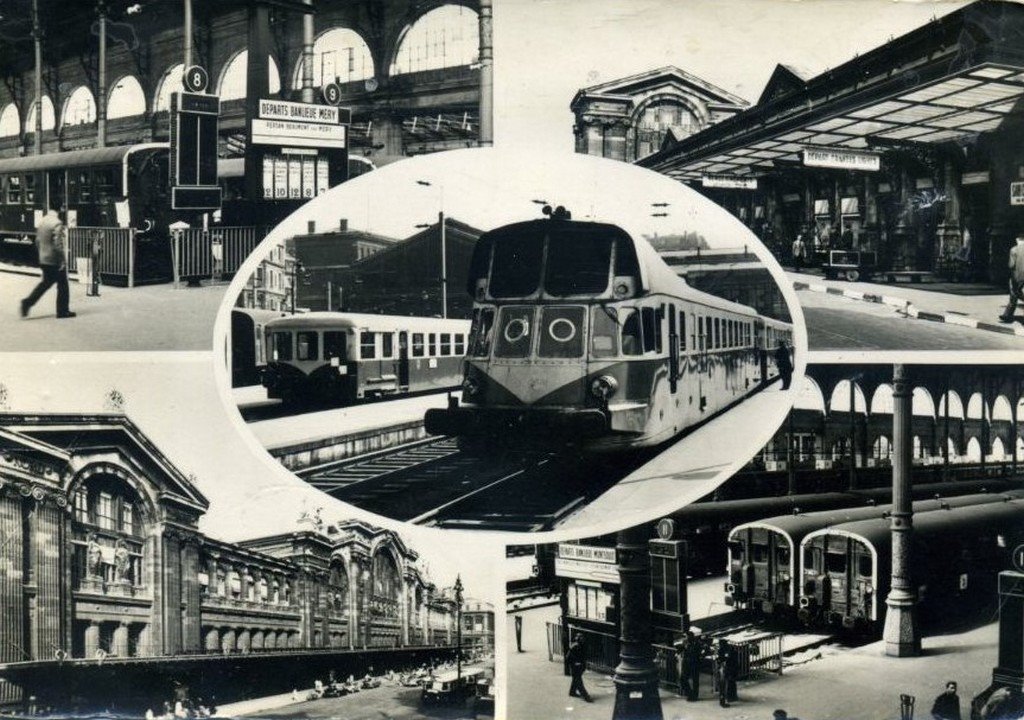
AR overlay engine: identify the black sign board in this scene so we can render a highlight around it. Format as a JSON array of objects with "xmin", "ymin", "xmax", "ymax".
[{"xmin": 170, "ymin": 91, "xmax": 221, "ymax": 211}]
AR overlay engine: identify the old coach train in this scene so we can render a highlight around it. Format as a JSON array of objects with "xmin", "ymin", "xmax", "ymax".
[
  {"xmin": 0, "ymin": 143, "xmax": 176, "ymax": 282},
  {"xmin": 797, "ymin": 498, "xmax": 1024, "ymax": 632},
  {"xmin": 424, "ymin": 215, "xmax": 794, "ymax": 452},
  {"xmin": 725, "ymin": 489, "xmax": 1024, "ymax": 620},
  {"xmin": 261, "ymin": 312, "xmax": 471, "ymax": 405}
]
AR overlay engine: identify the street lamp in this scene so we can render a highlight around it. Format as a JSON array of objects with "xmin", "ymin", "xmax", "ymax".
[
  {"xmin": 417, "ymin": 179, "xmax": 447, "ymax": 318},
  {"xmin": 290, "ymin": 259, "xmax": 307, "ymax": 314},
  {"xmin": 454, "ymin": 575, "xmax": 464, "ymax": 685}
]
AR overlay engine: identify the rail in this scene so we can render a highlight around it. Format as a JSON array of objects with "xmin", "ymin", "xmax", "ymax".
[
  {"xmin": 67, "ymin": 226, "xmax": 136, "ymax": 288},
  {"xmin": 170, "ymin": 226, "xmax": 264, "ymax": 287}
]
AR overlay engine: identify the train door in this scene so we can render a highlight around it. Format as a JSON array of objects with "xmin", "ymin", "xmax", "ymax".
[
  {"xmin": 824, "ymin": 536, "xmax": 849, "ymax": 620},
  {"xmin": 398, "ymin": 331, "xmax": 410, "ymax": 389},
  {"xmin": 667, "ymin": 303, "xmax": 678, "ymax": 394},
  {"xmin": 774, "ymin": 540, "xmax": 791, "ymax": 605},
  {"xmin": 850, "ymin": 541, "xmax": 874, "ymax": 622}
]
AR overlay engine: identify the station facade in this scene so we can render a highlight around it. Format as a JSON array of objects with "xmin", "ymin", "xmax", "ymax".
[
  {"xmin": 0, "ymin": 413, "xmax": 459, "ymax": 704},
  {"xmin": 622, "ymin": 0, "xmax": 1024, "ymax": 285}
]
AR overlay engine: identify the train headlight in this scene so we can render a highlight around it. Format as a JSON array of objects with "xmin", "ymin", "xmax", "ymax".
[
  {"xmin": 548, "ymin": 317, "xmax": 577, "ymax": 343},
  {"xmin": 590, "ymin": 375, "xmax": 618, "ymax": 400},
  {"xmin": 462, "ymin": 376, "xmax": 480, "ymax": 397}
]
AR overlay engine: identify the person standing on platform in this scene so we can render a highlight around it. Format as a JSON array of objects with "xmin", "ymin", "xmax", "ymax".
[
  {"xmin": 676, "ymin": 630, "xmax": 701, "ymax": 701},
  {"xmin": 930, "ymin": 680, "xmax": 961, "ymax": 720},
  {"xmin": 791, "ymin": 233, "xmax": 807, "ymax": 271},
  {"xmin": 566, "ymin": 636, "xmax": 592, "ymax": 703},
  {"xmin": 999, "ymin": 235, "xmax": 1024, "ymax": 323},
  {"xmin": 514, "ymin": 615, "xmax": 523, "ymax": 652},
  {"xmin": 20, "ymin": 208, "xmax": 75, "ymax": 319},
  {"xmin": 715, "ymin": 639, "xmax": 738, "ymax": 707},
  {"xmin": 775, "ymin": 340, "xmax": 794, "ymax": 390}
]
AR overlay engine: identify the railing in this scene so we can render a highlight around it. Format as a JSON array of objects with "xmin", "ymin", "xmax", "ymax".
[
  {"xmin": 170, "ymin": 226, "xmax": 263, "ymax": 287},
  {"xmin": 731, "ymin": 631, "xmax": 784, "ymax": 678},
  {"xmin": 67, "ymin": 226, "xmax": 137, "ymax": 288}
]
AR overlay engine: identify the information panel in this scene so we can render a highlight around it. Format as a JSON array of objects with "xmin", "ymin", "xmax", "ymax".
[{"xmin": 170, "ymin": 91, "xmax": 221, "ymax": 210}]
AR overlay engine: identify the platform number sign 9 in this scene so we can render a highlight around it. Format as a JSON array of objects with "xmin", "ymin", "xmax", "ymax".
[
  {"xmin": 322, "ymin": 82, "xmax": 342, "ymax": 106},
  {"xmin": 183, "ymin": 65, "xmax": 209, "ymax": 94}
]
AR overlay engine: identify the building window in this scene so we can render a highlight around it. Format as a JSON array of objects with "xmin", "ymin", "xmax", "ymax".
[{"xmin": 360, "ymin": 331, "xmax": 376, "ymax": 359}]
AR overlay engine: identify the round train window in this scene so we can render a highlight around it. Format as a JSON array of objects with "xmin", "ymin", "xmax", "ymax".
[
  {"xmin": 503, "ymin": 317, "xmax": 530, "ymax": 343},
  {"xmin": 548, "ymin": 317, "xmax": 576, "ymax": 343}
]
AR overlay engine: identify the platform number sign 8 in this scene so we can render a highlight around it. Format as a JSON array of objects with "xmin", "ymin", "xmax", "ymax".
[
  {"xmin": 323, "ymin": 82, "xmax": 342, "ymax": 106},
  {"xmin": 183, "ymin": 65, "xmax": 209, "ymax": 94}
]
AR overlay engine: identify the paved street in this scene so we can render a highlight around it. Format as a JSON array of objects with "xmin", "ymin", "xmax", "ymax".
[
  {"xmin": 241, "ymin": 680, "xmax": 492, "ymax": 720},
  {"xmin": 1, "ymin": 269, "xmax": 227, "ymax": 351},
  {"xmin": 788, "ymin": 270, "xmax": 1024, "ymax": 351},
  {"xmin": 798, "ymin": 290, "xmax": 1024, "ymax": 351},
  {"xmin": 508, "ymin": 600, "xmax": 999, "ymax": 720}
]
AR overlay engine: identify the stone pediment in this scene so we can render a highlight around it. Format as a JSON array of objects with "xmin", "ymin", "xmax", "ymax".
[
  {"xmin": 571, "ymin": 65, "xmax": 748, "ymax": 114},
  {"xmin": 0, "ymin": 413, "xmax": 209, "ymax": 515}
]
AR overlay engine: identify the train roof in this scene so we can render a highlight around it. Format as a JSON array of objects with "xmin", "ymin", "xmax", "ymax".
[
  {"xmin": 803, "ymin": 497, "xmax": 1024, "ymax": 549},
  {"xmin": 265, "ymin": 312, "xmax": 471, "ymax": 333},
  {"xmin": 733, "ymin": 491, "xmax": 1024, "ymax": 544},
  {"xmin": 0, "ymin": 143, "xmax": 166, "ymax": 174},
  {"xmin": 475, "ymin": 219, "xmax": 771, "ymax": 319}
]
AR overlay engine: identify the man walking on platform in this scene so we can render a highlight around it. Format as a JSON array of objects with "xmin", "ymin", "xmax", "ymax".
[
  {"xmin": 999, "ymin": 235, "xmax": 1024, "ymax": 323},
  {"xmin": 566, "ymin": 636, "xmax": 592, "ymax": 703},
  {"xmin": 20, "ymin": 208, "xmax": 75, "ymax": 319}
]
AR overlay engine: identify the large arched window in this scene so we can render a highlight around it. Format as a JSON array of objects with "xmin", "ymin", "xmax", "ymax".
[
  {"xmin": 296, "ymin": 28, "xmax": 374, "ymax": 88},
  {"xmin": 633, "ymin": 100, "xmax": 701, "ymax": 159},
  {"xmin": 0, "ymin": 104, "xmax": 19, "ymax": 137},
  {"xmin": 371, "ymin": 550, "xmax": 401, "ymax": 618},
  {"xmin": 70, "ymin": 474, "xmax": 146, "ymax": 592},
  {"xmin": 391, "ymin": 5, "xmax": 479, "ymax": 75},
  {"xmin": 327, "ymin": 560, "xmax": 349, "ymax": 615},
  {"xmin": 25, "ymin": 96, "xmax": 55, "ymax": 134},
  {"xmin": 154, "ymin": 63, "xmax": 184, "ymax": 113},
  {"xmin": 61, "ymin": 86, "xmax": 97, "ymax": 127},
  {"xmin": 219, "ymin": 51, "xmax": 282, "ymax": 100},
  {"xmin": 108, "ymin": 75, "xmax": 147, "ymax": 119}
]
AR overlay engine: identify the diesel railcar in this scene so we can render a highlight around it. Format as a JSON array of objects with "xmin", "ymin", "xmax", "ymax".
[
  {"xmin": 261, "ymin": 312, "xmax": 471, "ymax": 405},
  {"xmin": 726, "ymin": 490, "xmax": 1024, "ymax": 618},
  {"xmin": 424, "ymin": 216, "xmax": 794, "ymax": 452},
  {"xmin": 0, "ymin": 144, "xmax": 176, "ymax": 282},
  {"xmin": 798, "ymin": 498, "xmax": 1024, "ymax": 632}
]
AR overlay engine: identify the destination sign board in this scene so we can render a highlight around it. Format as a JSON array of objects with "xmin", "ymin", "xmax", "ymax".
[
  {"xmin": 702, "ymin": 174, "xmax": 758, "ymax": 190},
  {"xmin": 259, "ymin": 98, "xmax": 342, "ymax": 125},
  {"xmin": 802, "ymin": 147, "xmax": 881, "ymax": 171},
  {"xmin": 558, "ymin": 544, "xmax": 616, "ymax": 563},
  {"xmin": 251, "ymin": 119, "xmax": 347, "ymax": 149}
]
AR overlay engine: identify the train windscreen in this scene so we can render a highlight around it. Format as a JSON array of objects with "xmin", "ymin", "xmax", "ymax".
[
  {"xmin": 544, "ymin": 231, "xmax": 612, "ymax": 296},
  {"xmin": 489, "ymin": 228, "xmax": 544, "ymax": 298}
]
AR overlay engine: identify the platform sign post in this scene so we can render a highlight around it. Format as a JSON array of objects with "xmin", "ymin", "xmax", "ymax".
[{"xmin": 170, "ymin": 84, "xmax": 221, "ymax": 211}]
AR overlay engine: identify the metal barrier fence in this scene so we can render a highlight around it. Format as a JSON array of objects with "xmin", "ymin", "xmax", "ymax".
[
  {"xmin": 545, "ymin": 622, "xmax": 783, "ymax": 691},
  {"xmin": 67, "ymin": 226, "xmax": 136, "ymax": 288},
  {"xmin": 171, "ymin": 226, "xmax": 263, "ymax": 287}
]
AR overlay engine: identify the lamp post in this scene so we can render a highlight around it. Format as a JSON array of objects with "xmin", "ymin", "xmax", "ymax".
[
  {"xmin": 417, "ymin": 180, "xmax": 446, "ymax": 318},
  {"xmin": 454, "ymin": 575, "xmax": 464, "ymax": 685},
  {"xmin": 290, "ymin": 259, "xmax": 306, "ymax": 314}
]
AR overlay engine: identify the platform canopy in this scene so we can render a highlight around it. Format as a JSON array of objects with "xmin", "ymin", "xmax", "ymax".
[{"xmin": 640, "ymin": 0, "xmax": 1024, "ymax": 181}]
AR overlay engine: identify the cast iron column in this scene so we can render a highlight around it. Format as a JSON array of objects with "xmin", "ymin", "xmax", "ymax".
[
  {"xmin": 477, "ymin": 0, "xmax": 493, "ymax": 146},
  {"xmin": 244, "ymin": 2, "xmax": 272, "ymax": 211},
  {"xmin": 787, "ymin": 410, "xmax": 796, "ymax": 495},
  {"xmin": 32, "ymin": 0, "xmax": 42, "ymax": 155},
  {"xmin": 884, "ymin": 363, "xmax": 920, "ymax": 657},
  {"xmin": 301, "ymin": 0, "xmax": 314, "ymax": 103},
  {"xmin": 97, "ymin": 2, "xmax": 107, "ymax": 147},
  {"xmin": 848, "ymin": 379, "xmax": 857, "ymax": 491},
  {"xmin": 612, "ymin": 526, "xmax": 663, "ymax": 720}
]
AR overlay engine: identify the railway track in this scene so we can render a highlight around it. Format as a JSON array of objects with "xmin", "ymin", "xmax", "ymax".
[{"xmin": 301, "ymin": 438, "xmax": 651, "ymax": 531}]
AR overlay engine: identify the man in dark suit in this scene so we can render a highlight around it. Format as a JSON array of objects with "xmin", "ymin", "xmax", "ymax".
[
  {"xmin": 566, "ymin": 636, "xmax": 592, "ymax": 702},
  {"xmin": 20, "ymin": 209, "xmax": 75, "ymax": 319}
]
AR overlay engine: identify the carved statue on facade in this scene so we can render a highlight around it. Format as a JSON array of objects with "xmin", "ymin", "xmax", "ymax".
[
  {"xmin": 87, "ymin": 534, "xmax": 103, "ymax": 577},
  {"xmin": 113, "ymin": 539, "xmax": 131, "ymax": 582}
]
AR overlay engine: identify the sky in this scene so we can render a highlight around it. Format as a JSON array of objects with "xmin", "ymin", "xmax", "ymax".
[
  {"xmin": 491, "ymin": 0, "xmax": 974, "ymax": 154},
  {"xmin": 0, "ymin": 354, "xmax": 499, "ymax": 600}
]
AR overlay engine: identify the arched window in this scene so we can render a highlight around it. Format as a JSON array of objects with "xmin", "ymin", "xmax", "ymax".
[
  {"xmin": 219, "ymin": 51, "xmax": 281, "ymax": 100},
  {"xmin": 25, "ymin": 96, "xmax": 55, "ymax": 134},
  {"xmin": 108, "ymin": 75, "xmax": 146, "ymax": 119},
  {"xmin": 391, "ymin": 5, "xmax": 479, "ymax": 75},
  {"xmin": 154, "ymin": 64, "xmax": 184, "ymax": 113},
  {"xmin": 297, "ymin": 28, "xmax": 374, "ymax": 88},
  {"xmin": 0, "ymin": 104, "xmax": 19, "ymax": 137},
  {"xmin": 830, "ymin": 380, "xmax": 867, "ymax": 414},
  {"xmin": 327, "ymin": 561, "xmax": 349, "ymax": 616},
  {"xmin": 634, "ymin": 100, "xmax": 700, "ymax": 158},
  {"xmin": 70, "ymin": 474, "xmax": 146, "ymax": 592},
  {"xmin": 61, "ymin": 86, "xmax": 97, "ymax": 127}
]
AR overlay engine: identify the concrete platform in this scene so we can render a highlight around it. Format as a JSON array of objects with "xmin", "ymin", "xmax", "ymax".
[
  {"xmin": 1, "ymin": 262, "xmax": 226, "ymax": 351},
  {"xmin": 790, "ymin": 270, "xmax": 1024, "ymax": 338},
  {"xmin": 509, "ymin": 596, "xmax": 999, "ymax": 720},
  {"xmin": 248, "ymin": 392, "xmax": 461, "ymax": 471},
  {"xmin": 560, "ymin": 382, "xmax": 792, "ymax": 534}
]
